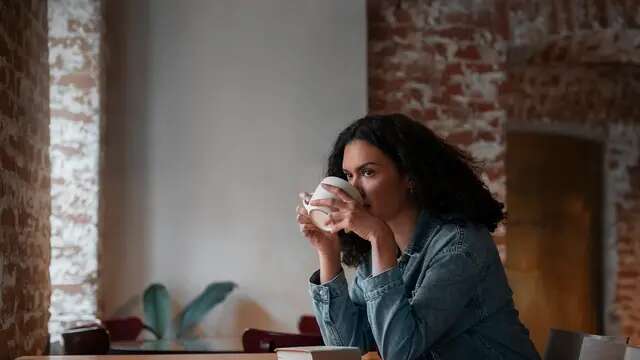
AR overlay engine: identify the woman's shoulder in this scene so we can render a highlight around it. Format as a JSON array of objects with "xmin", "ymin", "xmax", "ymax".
[{"xmin": 427, "ymin": 215, "xmax": 495, "ymax": 257}]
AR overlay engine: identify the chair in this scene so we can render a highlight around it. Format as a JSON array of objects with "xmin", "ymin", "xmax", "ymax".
[
  {"xmin": 543, "ymin": 328, "xmax": 629, "ymax": 360},
  {"xmin": 579, "ymin": 336, "xmax": 626, "ymax": 360},
  {"xmin": 297, "ymin": 315, "xmax": 321, "ymax": 335},
  {"xmin": 103, "ymin": 316, "xmax": 158, "ymax": 341},
  {"xmin": 242, "ymin": 328, "xmax": 324, "ymax": 353},
  {"xmin": 625, "ymin": 345, "xmax": 640, "ymax": 360},
  {"xmin": 62, "ymin": 325, "xmax": 110, "ymax": 355}
]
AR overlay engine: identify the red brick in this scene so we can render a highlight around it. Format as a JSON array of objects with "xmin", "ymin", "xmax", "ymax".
[
  {"xmin": 423, "ymin": 108, "xmax": 438, "ymax": 121},
  {"xmin": 478, "ymin": 131, "xmax": 497, "ymax": 142},
  {"xmin": 0, "ymin": 148, "xmax": 17, "ymax": 172},
  {"xmin": 498, "ymin": 79, "xmax": 513, "ymax": 94},
  {"xmin": 493, "ymin": 0, "xmax": 511, "ymax": 40},
  {"xmin": 1, "ymin": 1, "xmax": 51, "ymax": 358},
  {"xmin": 432, "ymin": 42, "xmax": 449, "ymax": 57},
  {"xmin": 431, "ymin": 26, "xmax": 476, "ymax": 41},
  {"xmin": 393, "ymin": 8, "xmax": 412, "ymax": 25},
  {"xmin": 446, "ymin": 83, "xmax": 464, "ymax": 96},
  {"xmin": 447, "ymin": 130, "xmax": 474, "ymax": 146},
  {"xmin": 455, "ymin": 45, "xmax": 482, "ymax": 61},
  {"xmin": 469, "ymin": 101, "xmax": 496, "ymax": 112},
  {"xmin": 619, "ymin": 270, "xmax": 639, "ymax": 278},
  {"xmin": 444, "ymin": 63, "xmax": 464, "ymax": 77},
  {"xmin": 366, "ymin": 1, "xmax": 386, "ymax": 25},
  {"xmin": 1, "ymin": 209, "xmax": 15, "ymax": 227},
  {"xmin": 445, "ymin": 11, "xmax": 472, "ymax": 24}
]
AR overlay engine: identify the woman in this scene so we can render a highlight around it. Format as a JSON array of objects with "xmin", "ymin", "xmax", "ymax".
[{"xmin": 296, "ymin": 114, "xmax": 539, "ymax": 360}]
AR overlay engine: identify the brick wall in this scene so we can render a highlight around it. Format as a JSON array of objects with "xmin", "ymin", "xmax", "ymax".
[
  {"xmin": 0, "ymin": 0, "xmax": 51, "ymax": 359},
  {"xmin": 48, "ymin": 0, "xmax": 103, "ymax": 341},
  {"xmin": 368, "ymin": 0, "xmax": 640, "ymax": 343},
  {"xmin": 368, "ymin": 0, "xmax": 510, "ymax": 256}
]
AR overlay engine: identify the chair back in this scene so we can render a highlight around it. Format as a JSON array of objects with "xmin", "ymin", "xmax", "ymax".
[
  {"xmin": 62, "ymin": 325, "xmax": 110, "ymax": 355},
  {"xmin": 242, "ymin": 328, "xmax": 323, "ymax": 353},
  {"xmin": 625, "ymin": 345, "xmax": 640, "ymax": 360},
  {"xmin": 298, "ymin": 315, "xmax": 321, "ymax": 335},
  {"xmin": 543, "ymin": 328, "xmax": 628, "ymax": 360},
  {"xmin": 103, "ymin": 316, "xmax": 145, "ymax": 341},
  {"xmin": 578, "ymin": 336, "xmax": 626, "ymax": 360}
]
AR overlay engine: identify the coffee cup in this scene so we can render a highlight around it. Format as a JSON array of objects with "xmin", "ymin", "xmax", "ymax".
[{"xmin": 303, "ymin": 176, "xmax": 363, "ymax": 232}]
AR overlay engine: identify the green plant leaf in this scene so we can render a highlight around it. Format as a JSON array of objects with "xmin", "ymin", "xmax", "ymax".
[
  {"xmin": 143, "ymin": 283, "xmax": 171, "ymax": 339},
  {"xmin": 177, "ymin": 281, "xmax": 236, "ymax": 338}
]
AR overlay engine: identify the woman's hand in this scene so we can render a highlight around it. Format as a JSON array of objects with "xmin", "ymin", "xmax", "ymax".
[
  {"xmin": 296, "ymin": 192, "xmax": 341, "ymax": 257},
  {"xmin": 309, "ymin": 184, "xmax": 393, "ymax": 243},
  {"xmin": 311, "ymin": 184, "xmax": 397, "ymax": 275}
]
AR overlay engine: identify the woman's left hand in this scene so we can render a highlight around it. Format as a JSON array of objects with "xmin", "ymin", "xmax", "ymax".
[{"xmin": 309, "ymin": 184, "xmax": 393, "ymax": 243}]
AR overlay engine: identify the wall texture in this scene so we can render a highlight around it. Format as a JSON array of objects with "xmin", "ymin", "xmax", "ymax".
[
  {"xmin": 368, "ymin": 0, "xmax": 640, "ymax": 343},
  {"xmin": 48, "ymin": 0, "xmax": 103, "ymax": 341},
  {"xmin": 368, "ymin": 0, "xmax": 510, "ymax": 256},
  {"xmin": 0, "ymin": 0, "xmax": 51, "ymax": 358}
]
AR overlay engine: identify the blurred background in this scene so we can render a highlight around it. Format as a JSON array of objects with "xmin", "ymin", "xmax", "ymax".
[{"xmin": 1, "ymin": 0, "xmax": 639, "ymax": 358}]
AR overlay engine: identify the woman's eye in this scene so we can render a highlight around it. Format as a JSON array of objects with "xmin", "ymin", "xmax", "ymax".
[
  {"xmin": 344, "ymin": 173, "xmax": 352, "ymax": 179},
  {"xmin": 361, "ymin": 169, "xmax": 374, "ymax": 177}
]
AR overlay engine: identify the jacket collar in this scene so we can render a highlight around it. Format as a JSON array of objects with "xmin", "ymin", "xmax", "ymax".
[{"xmin": 403, "ymin": 209, "xmax": 441, "ymax": 256}]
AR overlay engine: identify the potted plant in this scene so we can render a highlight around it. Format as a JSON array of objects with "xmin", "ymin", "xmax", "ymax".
[
  {"xmin": 142, "ymin": 282, "xmax": 237, "ymax": 339},
  {"xmin": 105, "ymin": 281, "xmax": 236, "ymax": 341}
]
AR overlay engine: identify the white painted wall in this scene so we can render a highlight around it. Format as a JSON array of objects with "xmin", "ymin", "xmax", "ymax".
[{"xmin": 102, "ymin": 0, "xmax": 366, "ymax": 337}]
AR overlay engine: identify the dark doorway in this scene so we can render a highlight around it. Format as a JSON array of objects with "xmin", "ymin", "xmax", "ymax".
[{"xmin": 505, "ymin": 132, "xmax": 603, "ymax": 353}]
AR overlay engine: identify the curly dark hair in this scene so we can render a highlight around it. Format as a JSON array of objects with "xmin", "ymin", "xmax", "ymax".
[{"xmin": 326, "ymin": 113, "xmax": 505, "ymax": 267}]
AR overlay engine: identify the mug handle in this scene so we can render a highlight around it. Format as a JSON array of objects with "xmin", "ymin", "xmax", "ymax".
[
  {"xmin": 301, "ymin": 192, "xmax": 351, "ymax": 234},
  {"xmin": 301, "ymin": 192, "xmax": 312, "ymax": 212}
]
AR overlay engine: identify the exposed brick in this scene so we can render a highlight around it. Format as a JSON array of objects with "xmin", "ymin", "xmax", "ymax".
[
  {"xmin": 444, "ymin": 63, "xmax": 464, "ymax": 77},
  {"xmin": 48, "ymin": 0, "xmax": 103, "ymax": 341},
  {"xmin": 446, "ymin": 130, "xmax": 474, "ymax": 146},
  {"xmin": 1, "ymin": 209, "xmax": 15, "ymax": 227},
  {"xmin": 469, "ymin": 101, "xmax": 496, "ymax": 112},
  {"xmin": 0, "ymin": 0, "xmax": 50, "ymax": 358},
  {"xmin": 423, "ymin": 108, "xmax": 438, "ymax": 121},
  {"xmin": 431, "ymin": 26, "xmax": 476, "ymax": 41},
  {"xmin": 455, "ymin": 45, "xmax": 482, "ymax": 61},
  {"xmin": 370, "ymin": 0, "xmax": 640, "ymax": 345}
]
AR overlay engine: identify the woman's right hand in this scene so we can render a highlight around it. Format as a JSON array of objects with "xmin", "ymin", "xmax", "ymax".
[{"xmin": 297, "ymin": 192, "xmax": 341, "ymax": 257}]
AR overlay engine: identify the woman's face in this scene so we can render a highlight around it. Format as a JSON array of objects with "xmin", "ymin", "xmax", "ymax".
[{"xmin": 342, "ymin": 140, "xmax": 413, "ymax": 221}]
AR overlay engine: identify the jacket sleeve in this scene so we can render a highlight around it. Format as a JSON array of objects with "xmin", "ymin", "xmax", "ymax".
[
  {"xmin": 362, "ymin": 228, "xmax": 484, "ymax": 360},
  {"xmin": 308, "ymin": 269, "xmax": 376, "ymax": 354}
]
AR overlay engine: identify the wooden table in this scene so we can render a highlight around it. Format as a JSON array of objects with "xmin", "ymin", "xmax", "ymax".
[
  {"xmin": 19, "ymin": 352, "xmax": 381, "ymax": 360},
  {"xmin": 19, "ymin": 356, "xmax": 275, "ymax": 360},
  {"xmin": 109, "ymin": 338, "xmax": 243, "ymax": 354}
]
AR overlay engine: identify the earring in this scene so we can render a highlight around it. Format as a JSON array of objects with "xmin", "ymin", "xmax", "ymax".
[{"xmin": 408, "ymin": 180, "xmax": 416, "ymax": 194}]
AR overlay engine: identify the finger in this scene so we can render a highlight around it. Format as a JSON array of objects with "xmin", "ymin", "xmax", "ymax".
[
  {"xmin": 324, "ymin": 213, "xmax": 347, "ymax": 234},
  {"xmin": 296, "ymin": 205, "xmax": 309, "ymax": 216},
  {"xmin": 324, "ymin": 211, "xmax": 343, "ymax": 225},
  {"xmin": 297, "ymin": 213, "xmax": 313, "ymax": 225},
  {"xmin": 321, "ymin": 184, "xmax": 355, "ymax": 203},
  {"xmin": 301, "ymin": 224, "xmax": 319, "ymax": 232},
  {"xmin": 309, "ymin": 198, "xmax": 343, "ymax": 210}
]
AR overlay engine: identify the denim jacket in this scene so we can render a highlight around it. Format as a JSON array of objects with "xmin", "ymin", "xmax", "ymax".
[{"xmin": 308, "ymin": 211, "xmax": 540, "ymax": 360}]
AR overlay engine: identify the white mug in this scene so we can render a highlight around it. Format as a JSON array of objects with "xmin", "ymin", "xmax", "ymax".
[{"xmin": 303, "ymin": 176, "xmax": 363, "ymax": 232}]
